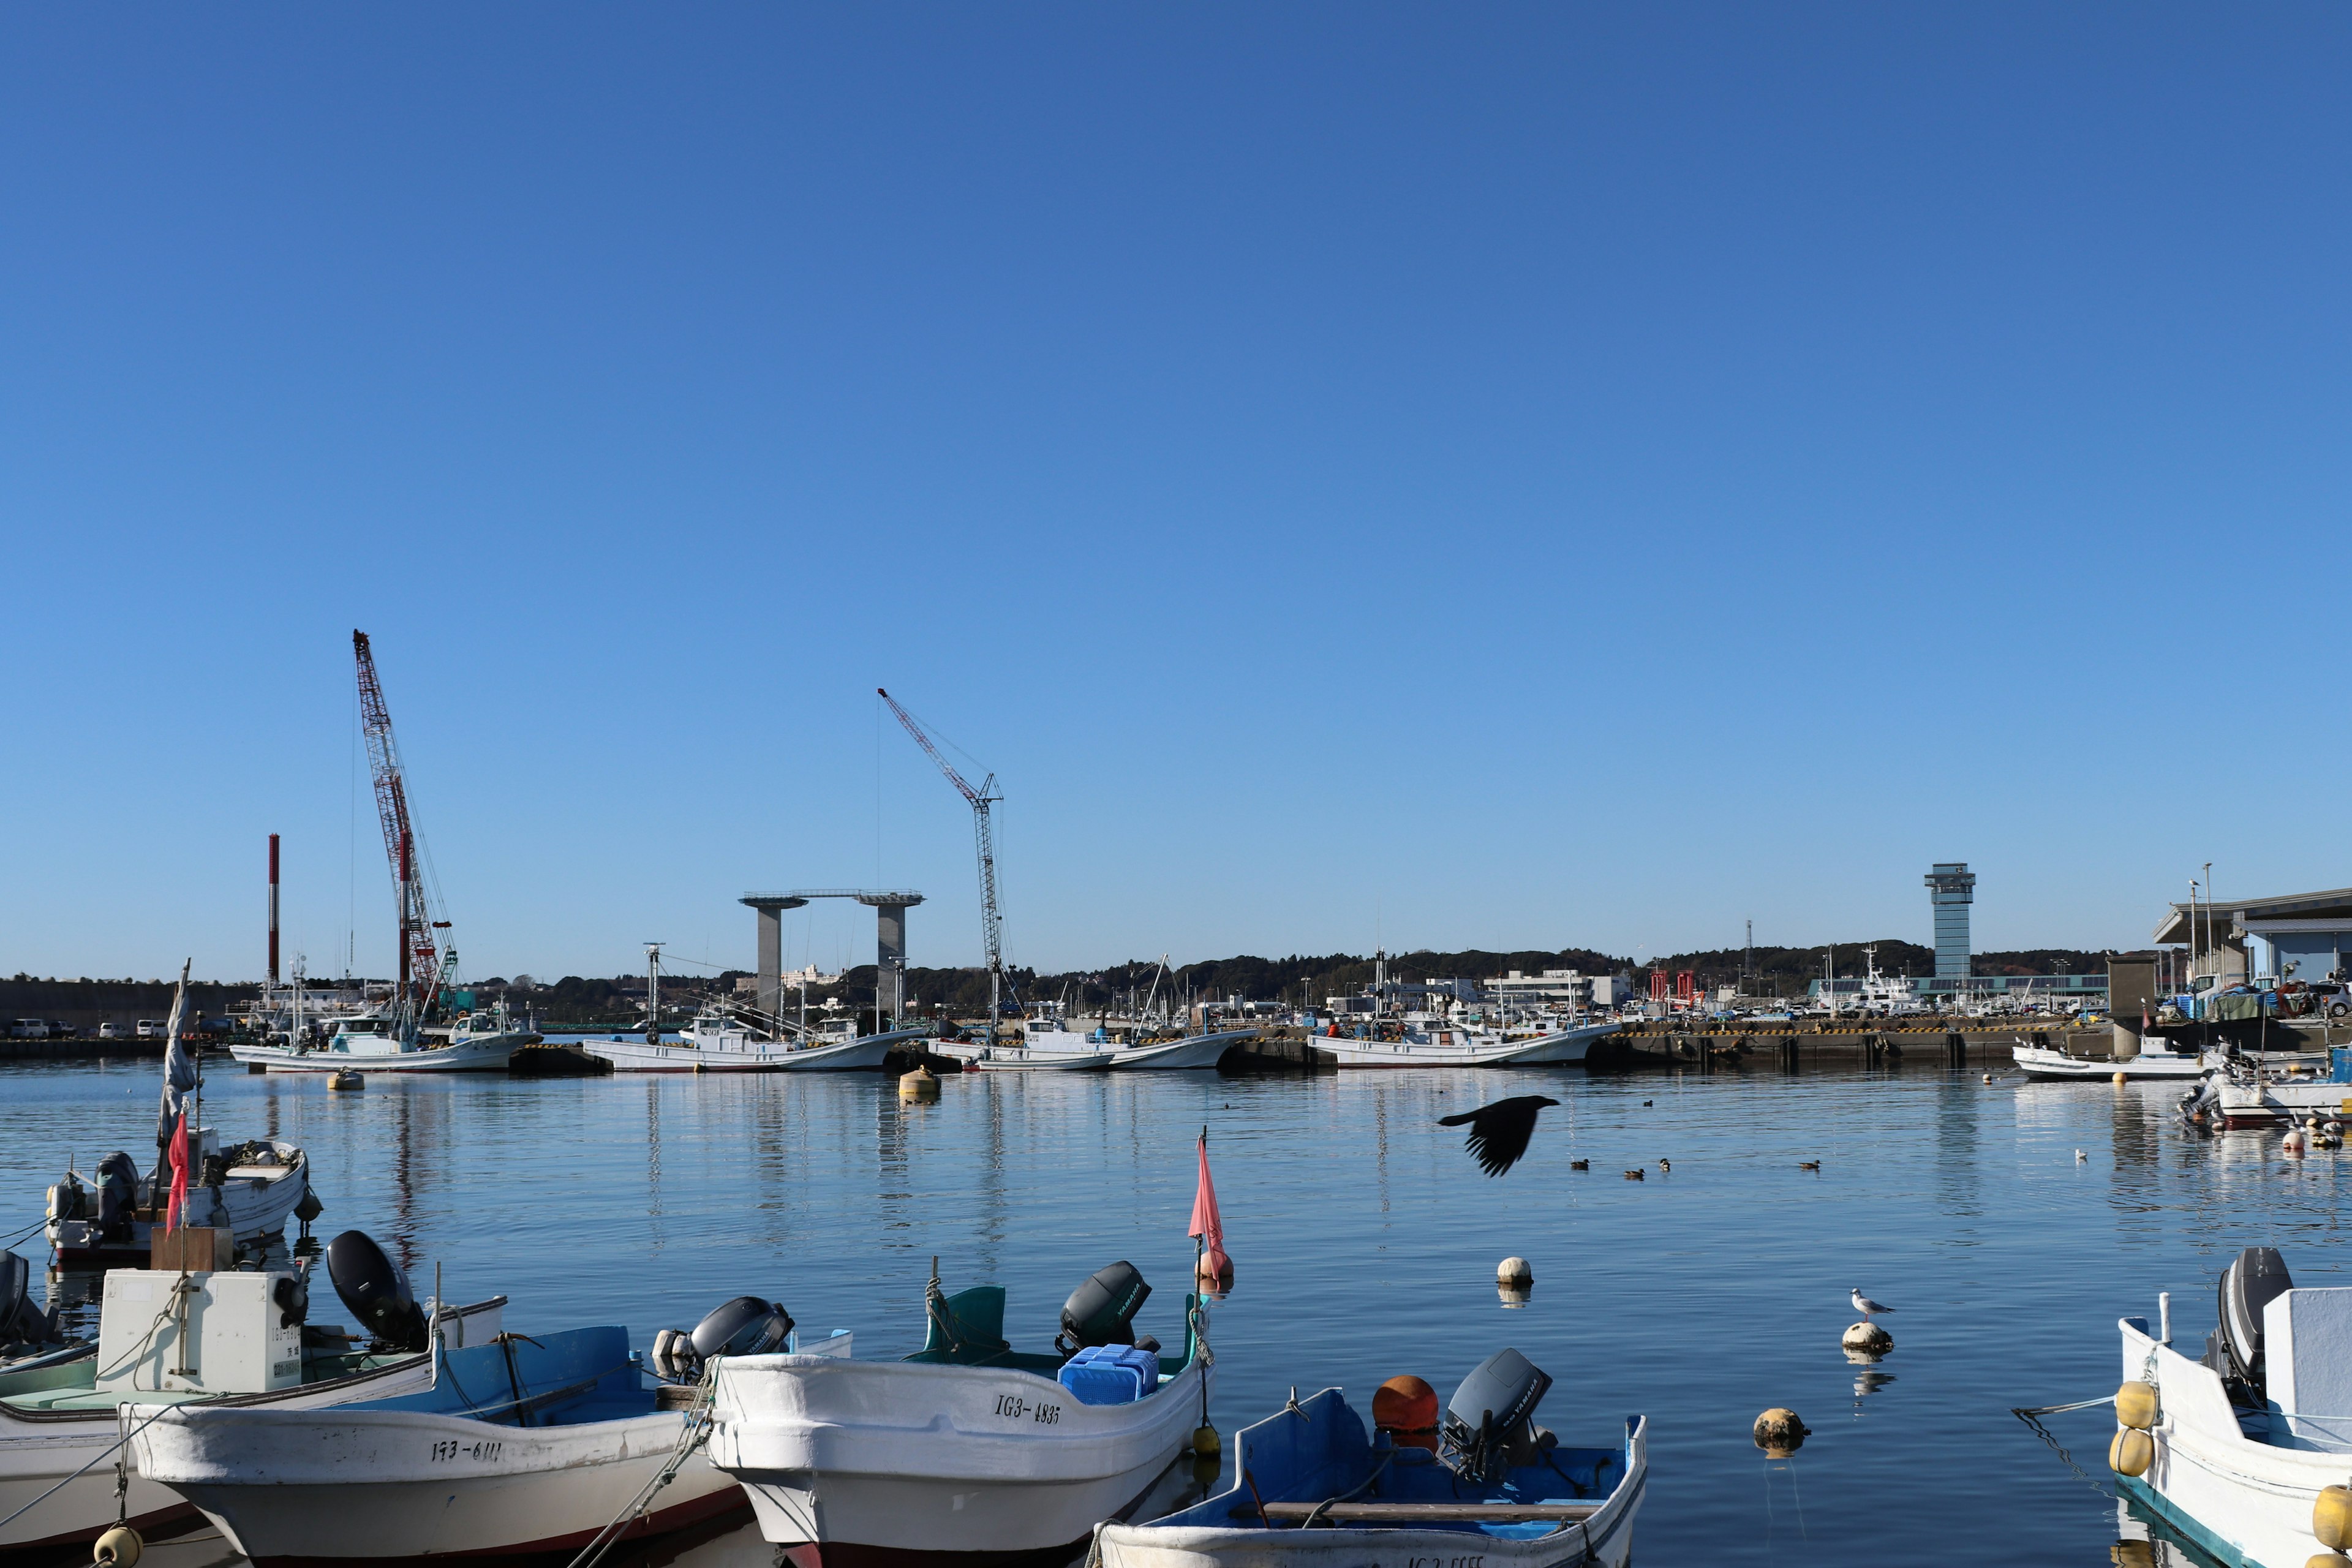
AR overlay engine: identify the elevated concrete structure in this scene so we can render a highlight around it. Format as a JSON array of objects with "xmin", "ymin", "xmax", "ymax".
[
  {"xmin": 1926, "ymin": 863, "xmax": 1975, "ymax": 979},
  {"xmin": 741, "ymin": 889, "xmax": 925, "ymax": 1026}
]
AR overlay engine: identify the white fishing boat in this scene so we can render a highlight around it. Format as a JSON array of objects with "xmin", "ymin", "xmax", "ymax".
[
  {"xmin": 48, "ymin": 971, "xmax": 317, "ymax": 1267},
  {"xmin": 45, "ymin": 1138, "xmax": 311, "ymax": 1268},
  {"xmin": 1099, "ymin": 1352, "xmax": 1644, "ymax": 1568},
  {"xmin": 2107, "ymin": 1248, "xmax": 2352, "ymax": 1568},
  {"xmin": 231, "ymin": 1012, "xmax": 528, "ymax": 1073},
  {"xmin": 0, "ymin": 1232, "xmax": 503, "ymax": 1555},
  {"xmin": 709, "ymin": 1262, "xmax": 1212, "ymax": 1566},
  {"xmin": 2011, "ymin": 1039, "xmax": 2213, "ymax": 1080},
  {"xmin": 132, "ymin": 1305, "xmax": 831, "ymax": 1564},
  {"xmin": 583, "ymin": 1013, "xmax": 929, "ymax": 1073},
  {"xmin": 2181, "ymin": 1049, "xmax": 2350, "ymax": 1126},
  {"xmin": 1307, "ymin": 1023, "xmax": 1559, "ymax": 1069},
  {"xmin": 1114, "ymin": 1029, "xmax": 1259, "ymax": 1070}
]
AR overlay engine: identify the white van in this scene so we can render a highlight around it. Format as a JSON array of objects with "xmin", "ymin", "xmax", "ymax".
[
  {"xmin": 9, "ymin": 1019, "xmax": 50, "ymax": 1039},
  {"xmin": 135, "ymin": 1019, "xmax": 162, "ymax": 1038}
]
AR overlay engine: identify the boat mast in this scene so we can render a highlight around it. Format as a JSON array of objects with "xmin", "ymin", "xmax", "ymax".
[{"xmin": 644, "ymin": 943, "xmax": 662, "ymax": 1044}]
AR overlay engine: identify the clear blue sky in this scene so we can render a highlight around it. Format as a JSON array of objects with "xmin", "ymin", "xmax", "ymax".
[{"xmin": 3, "ymin": 6, "xmax": 2344, "ymax": 984}]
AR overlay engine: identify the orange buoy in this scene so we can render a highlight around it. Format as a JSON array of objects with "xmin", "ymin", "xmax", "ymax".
[{"xmin": 1372, "ymin": 1375, "xmax": 1440, "ymax": 1452}]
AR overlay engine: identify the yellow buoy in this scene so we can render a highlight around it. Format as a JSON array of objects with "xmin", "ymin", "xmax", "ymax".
[
  {"xmin": 1752, "ymin": 1408, "xmax": 1808, "ymax": 1457},
  {"xmin": 2115, "ymin": 1379, "xmax": 2159, "ymax": 1430},
  {"xmin": 899, "ymin": 1066, "xmax": 940, "ymax": 1102},
  {"xmin": 328, "ymin": 1069, "xmax": 363, "ymax": 1091},
  {"xmin": 2305, "ymin": 1555, "xmax": 2352, "ymax": 1568},
  {"xmin": 2314, "ymin": 1485, "xmax": 2352, "ymax": 1551},
  {"xmin": 94, "ymin": 1525, "xmax": 143, "ymax": 1568},
  {"xmin": 1192, "ymin": 1423, "xmax": 1221, "ymax": 1457},
  {"xmin": 2108, "ymin": 1427, "xmax": 2153, "ymax": 1477},
  {"xmin": 2113, "ymin": 1071, "xmax": 2129, "ymax": 1085}
]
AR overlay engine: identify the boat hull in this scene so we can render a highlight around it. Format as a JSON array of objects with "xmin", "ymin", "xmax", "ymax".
[
  {"xmin": 710, "ymin": 1350, "xmax": 1209, "ymax": 1556},
  {"xmin": 964, "ymin": 1052, "xmax": 1116, "ymax": 1072},
  {"xmin": 135, "ymin": 1405, "xmax": 742, "ymax": 1562},
  {"xmin": 1492, "ymin": 1022, "xmax": 1618, "ymax": 1065},
  {"xmin": 2116, "ymin": 1316, "xmax": 2348, "ymax": 1568},
  {"xmin": 0, "ymin": 1298, "xmax": 503, "ymax": 1552},
  {"xmin": 1098, "ymin": 1478, "xmax": 1643, "ymax": 1568},
  {"xmin": 230, "ymin": 1034, "xmax": 524, "ymax": 1072},
  {"xmin": 2215, "ymin": 1076, "xmax": 2351, "ymax": 1126},
  {"xmin": 1111, "ymin": 1031, "xmax": 1258, "ymax": 1070},
  {"xmin": 1308, "ymin": 1036, "xmax": 1559, "ymax": 1069}
]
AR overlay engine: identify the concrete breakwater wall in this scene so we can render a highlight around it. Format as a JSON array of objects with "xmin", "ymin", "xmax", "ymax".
[{"xmin": 0, "ymin": 978, "xmax": 259, "ymax": 1047}]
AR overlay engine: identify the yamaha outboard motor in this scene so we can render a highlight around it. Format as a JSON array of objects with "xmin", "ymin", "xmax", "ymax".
[
  {"xmin": 1442, "ymin": 1348, "xmax": 1556, "ymax": 1483},
  {"xmin": 94, "ymin": 1152, "xmax": 139, "ymax": 1242},
  {"xmin": 0, "ymin": 1251, "xmax": 60, "ymax": 1353},
  {"xmin": 325, "ymin": 1231, "xmax": 426, "ymax": 1352},
  {"xmin": 1058, "ymin": 1262, "xmax": 1150, "ymax": 1355},
  {"xmin": 2205, "ymin": 1246, "xmax": 2293, "ymax": 1400}
]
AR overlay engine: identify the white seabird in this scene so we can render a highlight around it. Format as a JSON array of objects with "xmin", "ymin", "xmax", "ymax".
[{"xmin": 1851, "ymin": 1287, "xmax": 1893, "ymax": 1321}]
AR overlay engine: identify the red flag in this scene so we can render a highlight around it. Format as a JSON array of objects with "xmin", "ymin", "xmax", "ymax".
[
  {"xmin": 1188, "ymin": 1128, "xmax": 1231, "ymax": 1284},
  {"xmin": 167, "ymin": 1110, "xmax": 190, "ymax": 1232}
]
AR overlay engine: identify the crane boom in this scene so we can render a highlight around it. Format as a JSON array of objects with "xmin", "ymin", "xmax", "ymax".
[
  {"xmin": 878, "ymin": 688, "xmax": 1006, "ymax": 1033},
  {"xmin": 355, "ymin": 631, "xmax": 444, "ymax": 1017}
]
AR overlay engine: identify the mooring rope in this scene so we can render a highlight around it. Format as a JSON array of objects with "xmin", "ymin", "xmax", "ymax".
[{"xmin": 2011, "ymin": 1398, "xmax": 2116, "ymax": 1500}]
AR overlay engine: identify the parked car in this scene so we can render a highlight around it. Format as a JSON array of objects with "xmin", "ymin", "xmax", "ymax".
[
  {"xmin": 45, "ymin": 1020, "xmax": 75, "ymax": 1039},
  {"xmin": 135, "ymin": 1019, "xmax": 162, "ymax": 1038},
  {"xmin": 97, "ymin": 1021, "xmax": 120, "ymax": 1039},
  {"xmin": 9, "ymin": 1019, "xmax": 50, "ymax": 1039}
]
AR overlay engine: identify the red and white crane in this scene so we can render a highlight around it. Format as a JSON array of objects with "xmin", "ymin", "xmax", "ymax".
[
  {"xmin": 878, "ymin": 688, "xmax": 1007, "ymax": 1038},
  {"xmin": 354, "ymin": 630, "xmax": 451, "ymax": 1018}
]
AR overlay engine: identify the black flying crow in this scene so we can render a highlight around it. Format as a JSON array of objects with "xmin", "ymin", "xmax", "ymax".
[{"xmin": 1438, "ymin": 1095, "xmax": 1560, "ymax": 1177}]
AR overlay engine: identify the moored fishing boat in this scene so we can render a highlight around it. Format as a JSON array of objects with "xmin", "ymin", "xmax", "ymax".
[
  {"xmin": 2106, "ymin": 1247, "xmax": 2352, "ymax": 1568},
  {"xmin": 231, "ymin": 1012, "xmax": 529, "ymax": 1073},
  {"xmin": 708, "ymin": 1260, "xmax": 1212, "ymax": 1566},
  {"xmin": 1099, "ymin": 1351, "xmax": 1644, "ymax": 1568},
  {"xmin": 132, "ymin": 1296, "xmax": 843, "ymax": 1564},
  {"xmin": 582, "ymin": 1013, "xmax": 929, "ymax": 1073},
  {"xmin": 963, "ymin": 1044, "xmax": 1118, "ymax": 1072},
  {"xmin": 2011, "ymin": 1039, "xmax": 2212, "ymax": 1081},
  {"xmin": 0, "ymin": 1232, "xmax": 504, "ymax": 1555},
  {"xmin": 48, "ymin": 969, "xmax": 318, "ymax": 1267},
  {"xmin": 1112, "ymin": 1029, "xmax": 1259, "ymax": 1069}
]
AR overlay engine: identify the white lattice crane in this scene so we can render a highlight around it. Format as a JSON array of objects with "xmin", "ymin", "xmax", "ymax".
[{"xmin": 878, "ymin": 688, "xmax": 1007, "ymax": 1039}]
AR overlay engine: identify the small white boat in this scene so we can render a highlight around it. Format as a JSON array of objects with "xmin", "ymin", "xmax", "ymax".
[
  {"xmin": 1487, "ymin": 1020, "xmax": 1619, "ymax": 1065},
  {"xmin": 0, "ymin": 1235, "xmax": 504, "ymax": 1554},
  {"xmin": 1100, "ymin": 1353, "xmax": 1644, "ymax": 1568},
  {"xmin": 2011, "ymin": 1039, "xmax": 2214, "ymax": 1080},
  {"xmin": 582, "ymin": 1016, "xmax": 929, "ymax": 1073},
  {"xmin": 1308, "ymin": 1027, "xmax": 1560, "ymax": 1069},
  {"xmin": 133, "ymin": 1316, "xmax": 791, "ymax": 1564},
  {"xmin": 709, "ymin": 1262, "xmax": 1212, "ymax": 1564},
  {"xmin": 232, "ymin": 1013, "xmax": 527, "ymax": 1073},
  {"xmin": 962, "ymin": 1044, "xmax": 1118, "ymax": 1072},
  {"xmin": 2108, "ymin": 1248, "xmax": 2352, "ymax": 1568},
  {"xmin": 45, "ymin": 1136, "xmax": 312, "ymax": 1267}
]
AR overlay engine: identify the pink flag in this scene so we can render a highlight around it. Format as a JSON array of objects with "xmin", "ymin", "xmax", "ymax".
[{"xmin": 1188, "ymin": 1128, "xmax": 1232, "ymax": 1284}]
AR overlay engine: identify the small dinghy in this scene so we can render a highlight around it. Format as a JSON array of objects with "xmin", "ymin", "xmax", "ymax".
[
  {"xmin": 134, "ymin": 1295, "xmax": 843, "ymax": 1563},
  {"xmin": 0, "ymin": 1231, "xmax": 505, "ymax": 1554},
  {"xmin": 1100, "ymin": 1350, "xmax": 1645, "ymax": 1568},
  {"xmin": 2106, "ymin": 1246, "xmax": 2352, "ymax": 1567},
  {"xmin": 709, "ymin": 1259, "xmax": 1212, "ymax": 1567}
]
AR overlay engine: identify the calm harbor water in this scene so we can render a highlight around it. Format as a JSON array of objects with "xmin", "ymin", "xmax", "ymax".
[{"xmin": 6, "ymin": 1055, "xmax": 2342, "ymax": 1567}]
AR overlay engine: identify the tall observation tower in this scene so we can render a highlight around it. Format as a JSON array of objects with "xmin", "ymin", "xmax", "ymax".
[{"xmin": 1924, "ymin": 864, "xmax": 1976, "ymax": 979}]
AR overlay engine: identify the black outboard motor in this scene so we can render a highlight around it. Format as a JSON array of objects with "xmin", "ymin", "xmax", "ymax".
[
  {"xmin": 1442, "ymin": 1348, "xmax": 1556, "ymax": 1483},
  {"xmin": 1058, "ymin": 1262, "xmax": 1150, "ymax": 1355},
  {"xmin": 0, "ymin": 1251, "xmax": 61, "ymax": 1353},
  {"xmin": 325, "ymin": 1231, "xmax": 427, "ymax": 1352},
  {"xmin": 654, "ymin": 1297, "xmax": 794, "ymax": 1379},
  {"xmin": 2204, "ymin": 1246, "xmax": 2293, "ymax": 1401},
  {"xmin": 692, "ymin": 1297, "xmax": 794, "ymax": 1359},
  {"xmin": 94, "ymin": 1152, "xmax": 139, "ymax": 1242}
]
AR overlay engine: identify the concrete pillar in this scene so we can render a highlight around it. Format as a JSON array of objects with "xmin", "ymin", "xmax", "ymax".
[
  {"xmin": 874, "ymin": 902, "xmax": 908, "ymax": 1026},
  {"xmin": 739, "ymin": 896, "xmax": 808, "ymax": 1023},
  {"xmin": 757, "ymin": 907, "xmax": 782, "ymax": 1018}
]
